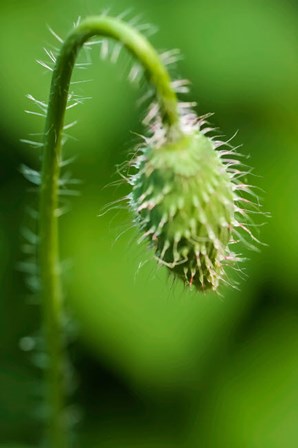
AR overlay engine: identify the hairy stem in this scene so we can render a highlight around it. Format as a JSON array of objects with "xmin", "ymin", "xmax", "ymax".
[{"xmin": 39, "ymin": 15, "xmax": 180, "ymax": 447}]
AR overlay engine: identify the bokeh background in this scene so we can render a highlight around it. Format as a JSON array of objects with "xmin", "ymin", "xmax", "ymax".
[{"xmin": 0, "ymin": 0, "xmax": 297, "ymax": 447}]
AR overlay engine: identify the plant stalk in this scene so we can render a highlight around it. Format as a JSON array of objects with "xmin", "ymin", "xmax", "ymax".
[{"xmin": 39, "ymin": 15, "xmax": 180, "ymax": 447}]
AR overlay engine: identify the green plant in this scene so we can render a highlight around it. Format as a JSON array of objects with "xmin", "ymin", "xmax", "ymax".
[{"xmin": 23, "ymin": 13, "xmax": 260, "ymax": 448}]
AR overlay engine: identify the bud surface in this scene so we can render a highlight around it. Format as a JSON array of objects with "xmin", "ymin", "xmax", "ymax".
[{"xmin": 131, "ymin": 132, "xmax": 236, "ymax": 291}]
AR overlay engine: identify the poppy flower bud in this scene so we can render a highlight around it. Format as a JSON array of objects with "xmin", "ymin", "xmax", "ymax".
[{"xmin": 130, "ymin": 131, "xmax": 237, "ymax": 291}]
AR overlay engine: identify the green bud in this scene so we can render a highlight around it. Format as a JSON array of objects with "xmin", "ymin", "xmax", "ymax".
[{"xmin": 130, "ymin": 131, "xmax": 237, "ymax": 291}]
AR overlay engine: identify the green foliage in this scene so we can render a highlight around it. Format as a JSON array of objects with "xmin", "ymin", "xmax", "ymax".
[{"xmin": 0, "ymin": 0, "xmax": 297, "ymax": 447}]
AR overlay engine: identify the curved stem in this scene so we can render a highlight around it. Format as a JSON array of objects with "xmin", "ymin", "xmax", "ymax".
[{"xmin": 39, "ymin": 15, "xmax": 180, "ymax": 447}]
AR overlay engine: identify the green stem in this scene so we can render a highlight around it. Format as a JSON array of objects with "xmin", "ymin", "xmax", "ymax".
[{"xmin": 39, "ymin": 15, "xmax": 180, "ymax": 447}]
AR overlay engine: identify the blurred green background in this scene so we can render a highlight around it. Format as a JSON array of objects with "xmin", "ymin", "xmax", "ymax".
[{"xmin": 0, "ymin": 0, "xmax": 297, "ymax": 447}]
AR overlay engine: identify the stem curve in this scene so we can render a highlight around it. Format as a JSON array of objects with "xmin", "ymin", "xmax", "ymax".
[{"xmin": 39, "ymin": 15, "xmax": 180, "ymax": 447}]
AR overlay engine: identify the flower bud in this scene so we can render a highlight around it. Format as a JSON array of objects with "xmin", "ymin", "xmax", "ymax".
[{"xmin": 130, "ymin": 131, "xmax": 237, "ymax": 291}]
